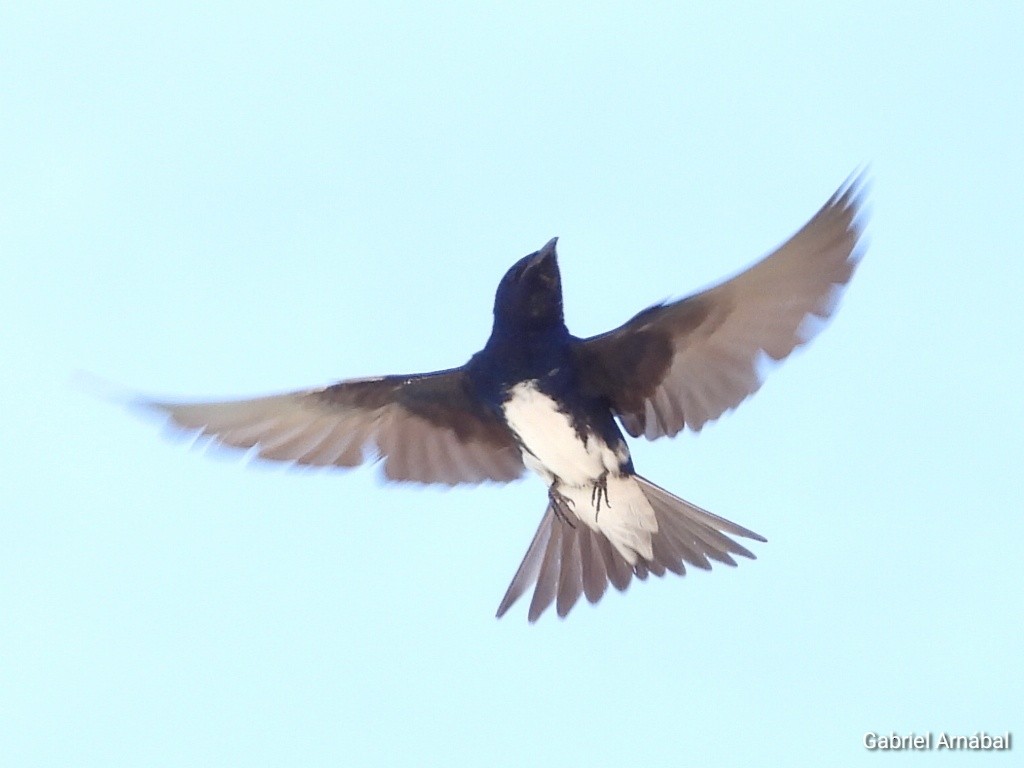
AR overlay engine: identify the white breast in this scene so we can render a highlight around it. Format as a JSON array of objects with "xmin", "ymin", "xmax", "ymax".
[{"xmin": 501, "ymin": 380, "xmax": 625, "ymax": 488}]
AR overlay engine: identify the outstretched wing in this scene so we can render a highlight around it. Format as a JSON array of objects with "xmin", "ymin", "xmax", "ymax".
[
  {"xmin": 575, "ymin": 173, "xmax": 868, "ymax": 439},
  {"xmin": 147, "ymin": 368, "xmax": 525, "ymax": 485}
]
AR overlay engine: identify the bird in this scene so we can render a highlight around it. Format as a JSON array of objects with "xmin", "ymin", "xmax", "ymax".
[{"xmin": 142, "ymin": 173, "xmax": 867, "ymax": 622}]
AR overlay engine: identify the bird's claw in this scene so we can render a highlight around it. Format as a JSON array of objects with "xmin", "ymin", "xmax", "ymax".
[
  {"xmin": 591, "ymin": 472, "xmax": 611, "ymax": 520},
  {"xmin": 548, "ymin": 487, "xmax": 576, "ymax": 528}
]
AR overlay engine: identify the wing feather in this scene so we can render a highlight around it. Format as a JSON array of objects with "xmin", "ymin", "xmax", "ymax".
[
  {"xmin": 147, "ymin": 368, "xmax": 525, "ymax": 486},
  {"xmin": 576, "ymin": 173, "xmax": 867, "ymax": 438}
]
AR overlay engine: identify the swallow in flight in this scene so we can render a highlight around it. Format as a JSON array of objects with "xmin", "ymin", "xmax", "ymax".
[{"xmin": 145, "ymin": 174, "xmax": 867, "ymax": 621}]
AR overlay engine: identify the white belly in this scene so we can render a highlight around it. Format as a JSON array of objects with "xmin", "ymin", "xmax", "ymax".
[
  {"xmin": 501, "ymin": 381, "xmax": 657, "ymax": 563},
  {"xmin": 501, "ymin": 381, "xmax": 624, "ymax": 487}
]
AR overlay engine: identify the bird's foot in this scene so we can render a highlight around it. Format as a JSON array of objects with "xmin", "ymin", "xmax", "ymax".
[
  {"xmin": 591, "ymin": 471, "xmax": 611, "ymax": 520},
  {"xmin": 548, "ymin": 486, "xmax": 577, "ymax": 529}
]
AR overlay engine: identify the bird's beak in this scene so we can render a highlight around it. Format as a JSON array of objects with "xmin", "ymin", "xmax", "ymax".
[
  {"xmin": 538, "ymin": 237, "xmax": 558, "ymax": 261},
  {"xmin": 527, "ymin": 237, "xmax": 559, "ymax": 271}
]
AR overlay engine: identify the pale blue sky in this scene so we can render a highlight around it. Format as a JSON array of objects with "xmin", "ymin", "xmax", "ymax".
[{"xmin": 2, "ymin": 4, "xmax": 1022, "ymax": 766}]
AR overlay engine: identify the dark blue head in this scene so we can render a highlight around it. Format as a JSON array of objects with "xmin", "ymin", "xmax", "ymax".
[{"xmin": 492, "ymin": 238, "xmax": 564, "ymax": 332}]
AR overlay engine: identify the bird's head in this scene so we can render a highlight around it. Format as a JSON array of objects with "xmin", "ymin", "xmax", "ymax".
[{"xmin": 492, "ymin": 238, "xmax": 564, "ymax": 331}]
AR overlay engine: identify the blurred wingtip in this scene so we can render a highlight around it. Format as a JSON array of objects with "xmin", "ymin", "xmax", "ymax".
[
  {"xmin": 72, "ymin": 369, "xmax": 135, "ymax": 406},
  {"xmin": 833, "ymin": 165, "xmax": 872, "ymax": 206},
  {"xmin": 70, "ymin": 370, "xmax": 171, "ymax": 421},
  {"xmin": 844, "ymin": 165, "xmax": 873, "ymax": 261}
]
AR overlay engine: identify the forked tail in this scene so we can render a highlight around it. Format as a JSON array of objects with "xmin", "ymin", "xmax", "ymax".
[{"xmin": 495, "ymin": 475, "xmax": 766, "ymax": 622}]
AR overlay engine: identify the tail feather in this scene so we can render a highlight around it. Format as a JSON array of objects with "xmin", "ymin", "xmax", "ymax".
[
  {"xmin": 496, "ymin": 475, "xmax": 765, "ymax": 622},
  {"xmin": 577, "ymin": 524, "xmax": 609, "ymax": 604},
  {"xmin": 529, "ymin": 520, "xmax": 562, "ymax": 620},
  {"xmin": 597, "ymin": 532, "xmax": 633, "ymax": 592},
  {"xmin": 556, "ymin": 526, "xmax": 583, "ymax": 618},
  {"xmin": 494, "ymin": 508, "xmax": 553, "ymax": 619},
  {"xmin": 658, "ymin": 516, "xmax": 715, "ymax": 571}
]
